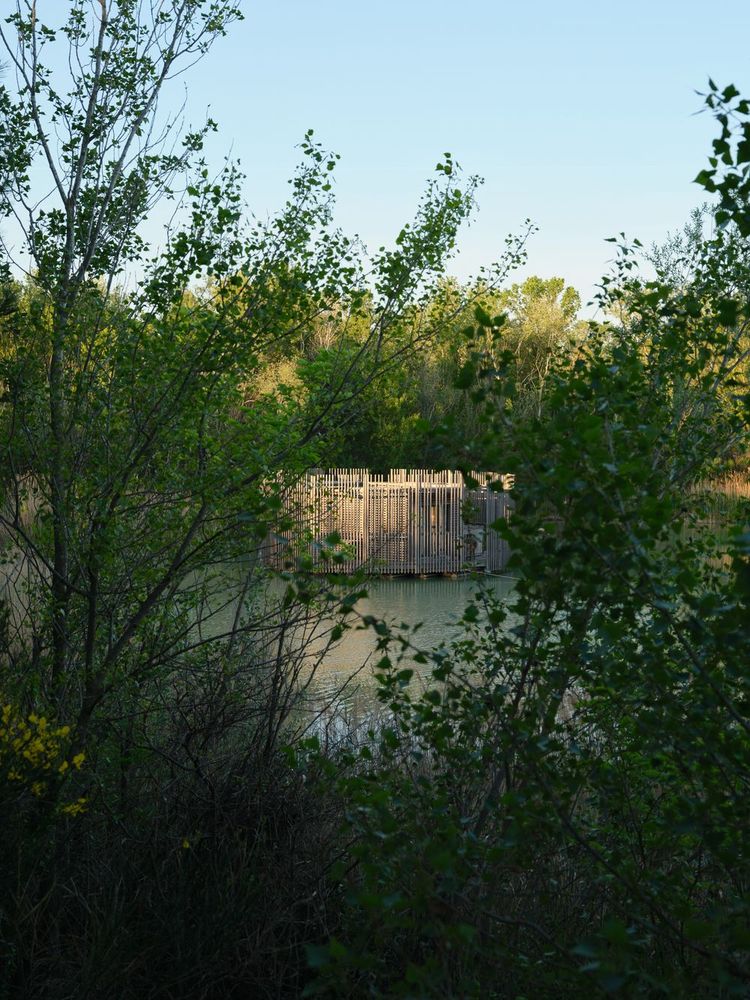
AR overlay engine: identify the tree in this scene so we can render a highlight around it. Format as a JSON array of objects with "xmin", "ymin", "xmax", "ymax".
[
  {"xmin": 293, "ymin": 269, "xmax": 582, "ymax": 470},
  {"xmin": 0, "ymin": 3, "xmax": 513, "ymax": 991},
  {"xmin": 0, "ymin": 1, "xmax": 485, "ymax": 774},
  {"xmin": 302, "ymin": 89, "xmax": 750, "ymax": 998},
  {"xmin": 484, "ymin": 275, "xmax": 584, "ymax": 419}
]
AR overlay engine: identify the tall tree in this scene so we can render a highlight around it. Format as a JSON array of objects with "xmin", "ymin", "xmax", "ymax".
[{"xmin": 0, "ymin": 2, "xmax": 481, "ymax": 745}]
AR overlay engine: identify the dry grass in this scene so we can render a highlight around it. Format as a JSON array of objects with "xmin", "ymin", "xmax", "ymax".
[{"xmin": 697, "ymin": 472, "xmax": 750, "ymax": 499}]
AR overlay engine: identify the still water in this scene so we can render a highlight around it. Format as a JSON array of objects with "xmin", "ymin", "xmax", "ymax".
[
  {"xmin": 198, "ymin": 568, "xmax": 516, "ymax": 724},
  {"xmin": 308, "ymin": 575, "xmax": 517, "ymax": 726}
]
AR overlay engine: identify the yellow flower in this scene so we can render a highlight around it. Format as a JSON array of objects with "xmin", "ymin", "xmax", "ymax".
[
  {"xmin": 72, "ymin": 753, "xmax": 85, "ymax": 770},
  {"xmin": 61, "ymin": 797, "xmax": 87, "ymax": 816},
  {"xmin": 182, "ymin": 838, "xmax": 191, "ymax": 849}
]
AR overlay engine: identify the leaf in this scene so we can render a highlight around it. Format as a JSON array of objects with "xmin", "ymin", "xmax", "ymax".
[
  {"xmin": 601, "ymin": 918, "xmax": 629, "ymax": 946},
  {"xmin": 571, "ymin": 941, "xmax": 599, "ymax": 959},
  {"xmin": 694, "ymin": 169, "xmax": 717, "ymax": 192},
  {"xmin": 474, "ymin": 303, "xmax": 492, "ymax": 327},
  {"xmin": 599, "ymin": 973, "xmax": 626, "ymax": 992}
]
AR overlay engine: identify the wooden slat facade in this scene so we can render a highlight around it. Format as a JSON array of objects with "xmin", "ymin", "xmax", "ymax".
[{"xmin": 267, "ymin": 469, "xmax": 513, "ymax": 575}]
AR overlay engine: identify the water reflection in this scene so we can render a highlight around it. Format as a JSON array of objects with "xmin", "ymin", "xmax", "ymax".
[
  {"xmin": 310, "ymin": 575, "xmax": 514, "ymax": 679},
  {"xmin": 194, "ymin": 565, "xmax": 516, "ymax": 728}
]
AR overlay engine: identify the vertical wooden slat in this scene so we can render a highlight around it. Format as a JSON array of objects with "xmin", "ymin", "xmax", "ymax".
[{"xmin": 268, "ymin": 468, "xmax": 512, "ymax": 574}]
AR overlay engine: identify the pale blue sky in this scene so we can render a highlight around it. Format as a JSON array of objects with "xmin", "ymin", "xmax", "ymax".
[
  {"xmin": 186, "ymin": 0, "xmax": 749, "ymax": 306},
  {"xmin": 20, "ymin": 1, "xmax": 750, "ymax": 305}
]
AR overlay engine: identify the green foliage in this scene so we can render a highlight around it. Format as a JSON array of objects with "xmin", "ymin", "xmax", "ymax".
[
  {"xmin": 3, "ymin": 6, "xmax": 749, "ymax": 994},
  {"xmin": 0, "ymin": 6, "xmax": 499, "ymax": 994},
  {"xmin": 301, "ymin": 87, "xmax": 750, "ymax": 999},
  {"xmin": 695, "ymin": 81, "xmax": 750, "ymax": 236},
  {"xmin": 0, "ymin": 0, "xmax": 483, "ymax": 730},
  {"xmin": 292, "ymin": 264, "xmax": 584, "ymax": 471}
]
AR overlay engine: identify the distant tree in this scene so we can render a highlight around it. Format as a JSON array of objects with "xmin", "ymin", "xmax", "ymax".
[{"xmin": 489, "ymin": 275, "xmax": 584, "ymax": 418}]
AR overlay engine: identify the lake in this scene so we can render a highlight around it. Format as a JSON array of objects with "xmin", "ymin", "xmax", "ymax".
[
  {"xmin": 195, "ymin": 566, "xmax": 517, "ymax": 727},
  {"xmin": 306, "ymin": 574, "xmax": 517, "ymax": 730}
]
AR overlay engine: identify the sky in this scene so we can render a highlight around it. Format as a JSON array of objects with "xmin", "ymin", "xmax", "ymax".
[
  {"xmin": 9, "ymin": 0, "xmax": 750, "ymax": 309},
  {"xmin": 174, "ymin": 0, "xmax": 750, "ymax": 309}
]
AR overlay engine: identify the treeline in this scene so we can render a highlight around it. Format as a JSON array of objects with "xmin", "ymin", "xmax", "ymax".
[
  {"xmin": 248, "ymin": 274, "xmax": 586, "ymax": 471},
  {"xmin": 1, "ymin": 3, "xmax": 750, "ymax": 998}
]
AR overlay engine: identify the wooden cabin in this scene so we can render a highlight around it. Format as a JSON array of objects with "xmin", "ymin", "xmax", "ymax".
[{"xmin": 267, "ymin": 469, "xmax": 513, "ymax": 575}]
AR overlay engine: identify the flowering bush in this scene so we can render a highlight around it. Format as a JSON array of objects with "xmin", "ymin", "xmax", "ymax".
[{"xmin": 0, "ymin": 703, "xmax": 86, "ymax": 815}]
